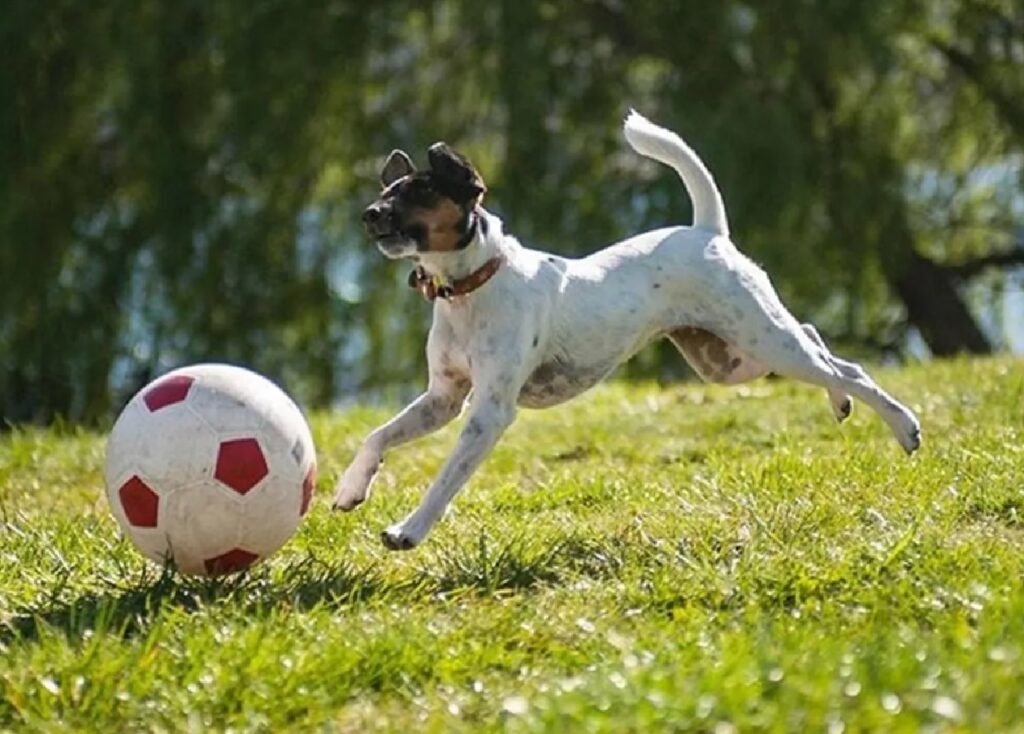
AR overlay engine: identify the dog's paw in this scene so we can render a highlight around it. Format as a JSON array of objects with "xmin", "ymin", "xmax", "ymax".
[
  {"xmin": 330, "ymin": 452, "xmax": 381, "ymax": 512},
  {"xmin": 331, "ymin": 492, "xmax": 365, "ymax": 512},
  {"xmin": 381, "ymin": 524, "xmax": 420, "ymax": 551},
  {"xmin": 835, "ymin": 395, "xmax": 852, "ymax": 423},
  {"xmin": 901, "ymin": 421, "xmax": 922, "ymax": 455},
  {"xmin": 894, "ymin": 411, "xmax": 922, "ymax": 455}
]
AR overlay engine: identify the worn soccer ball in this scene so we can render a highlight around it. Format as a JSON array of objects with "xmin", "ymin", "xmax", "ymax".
[{"xmin": 104, "ymin": 364, "xmax": 317, "ymax": 576}]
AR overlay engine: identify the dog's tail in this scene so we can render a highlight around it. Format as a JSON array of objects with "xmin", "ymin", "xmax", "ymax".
[{"xmin": 623, "ymin": 110, "xmax": 729, "ymax": 236}]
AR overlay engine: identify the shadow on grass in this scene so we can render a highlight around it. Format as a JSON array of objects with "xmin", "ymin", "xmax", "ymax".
[
  {"xmin": 0, "ymin": 555, "xmax": 390, "ymax": 646},
  {"xmin": 1, "ymin": 533, "xmax": 632, "ymax": 646},
  {"xmin": 416, "ymin": 533, "xmax": 628, "ymax": 596}
]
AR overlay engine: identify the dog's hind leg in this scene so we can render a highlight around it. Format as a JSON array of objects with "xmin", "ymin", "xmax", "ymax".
[
  {"xmin": 668, "ymin": 326, "xmax": 768, "ymax": 384},
  {"xmin": 668, "ymin": 326, "xmax": 847, "ymax": 420},
  {"xmin": 733, "ymin": 325, "xmax": 920, "ymax": 454},
  {"xmin": 799, "ymin": 324, "xmax": 852, "ymax": 423}
]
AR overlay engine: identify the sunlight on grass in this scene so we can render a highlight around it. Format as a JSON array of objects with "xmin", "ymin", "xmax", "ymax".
[{"xmin": 1, "ymin": 356, "xmax": 1022, "ymax": 731}]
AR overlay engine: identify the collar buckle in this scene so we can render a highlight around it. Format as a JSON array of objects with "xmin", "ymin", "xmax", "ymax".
[{"xmin": 408, "ymin": 256, "xmax": 504, "ymax": 303}]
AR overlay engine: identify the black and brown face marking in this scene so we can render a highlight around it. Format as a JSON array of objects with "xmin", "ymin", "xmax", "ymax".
[{"xmin": 362, "ymin": 142, "xmax": 486, "ymax": 257}]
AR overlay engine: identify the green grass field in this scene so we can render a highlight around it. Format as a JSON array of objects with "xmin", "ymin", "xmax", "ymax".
[{"xmin": 2, "ymin": 356, "xmax": 1023, "ymax": 732}]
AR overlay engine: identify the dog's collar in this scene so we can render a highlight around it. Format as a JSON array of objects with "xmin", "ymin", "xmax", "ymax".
[
  {"xmin": 453, "ymin": 208, "xmax": 483, "ymax": 250},
  {"xmin": 408, "ymin": 255, "xmax": 504, "ymax": 302}
]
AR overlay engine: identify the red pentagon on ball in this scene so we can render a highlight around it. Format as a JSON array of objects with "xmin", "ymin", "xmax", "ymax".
[
  {"xmin": 143, "ymin": 374, "xmax": 194, "ymax": 412},
  {"xmin": 214, "ymin": 438, "xmax": 268, "ymax": 494},
  {"xmin": 204, "ymin": 548, "xmax": 259, "ymax": 575},
  {"xmin": 300, "ymin": 464, "xmax": 317, "ymax": 516},
  {"xmin": 119, "ymin": 476, "xmax": 159, "ymax": 527}
]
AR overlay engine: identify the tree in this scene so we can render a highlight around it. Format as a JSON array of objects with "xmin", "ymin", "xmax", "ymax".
[{"xmin": 2, "ymin": 0, "xmax": 1021, "ymax": 426}]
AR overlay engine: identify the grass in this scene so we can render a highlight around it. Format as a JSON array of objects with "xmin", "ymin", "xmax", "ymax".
[{"xmin": 1, "ymin": 355, "xmax": 1023, "ymax": 732}]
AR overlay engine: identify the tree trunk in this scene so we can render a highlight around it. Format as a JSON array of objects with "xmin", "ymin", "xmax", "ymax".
[{"xmin": 891, "ymin": 249, "xmax": 992, "ymax": 356}]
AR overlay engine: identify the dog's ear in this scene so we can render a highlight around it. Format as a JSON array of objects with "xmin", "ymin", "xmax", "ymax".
[
  {"xmin": 381, "ymin": 149, "xmax": 415, "ymax": 186},
  {"xmin": 427, "ymin": 142, "xmax": 486, "ymax": 200}
]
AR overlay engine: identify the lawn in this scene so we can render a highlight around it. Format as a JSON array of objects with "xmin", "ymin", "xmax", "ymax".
[{"xmin": 1, "ymin": 356, "xmax": 1023, "ymax": 732}]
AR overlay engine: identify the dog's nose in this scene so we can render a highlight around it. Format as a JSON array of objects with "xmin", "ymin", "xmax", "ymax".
[{"xmin": 363, "ymin": 206, "xmax": 383, "ymax": 226}]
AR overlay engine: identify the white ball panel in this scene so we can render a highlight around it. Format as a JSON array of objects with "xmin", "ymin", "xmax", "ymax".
[
  {"xmin": 105, "ymin": 399, "xmax": 150, "ymax": 488},
  {"xmin": 127, "ymin": 527, "xmax": 174, "ymax": 566},
  {"xmin": 254, "ymin": 380, "xmax": 316, "ymax": 476},
  {"xmin": 162, "ymin": 480, "xmax": 245, "ymax": 572},
  {"xmin": 240, "ymin": 471, "xmax": 303, "ymax": 556},
  {"xmin": 130, "ymin": 405, "xmax": 219, "ymax": 490},
  {"xmin": 185, "ymin": 373, "xmax": 275, "ymax": 433},
  {"xmin": 256, "ymin": 431, "xmax": 303, "ymax": 487}
]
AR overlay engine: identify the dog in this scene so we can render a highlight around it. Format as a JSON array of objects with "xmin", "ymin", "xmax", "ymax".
[{"xmin": 332, "ymin": 111, "xmax": 922, "ymax": 550}]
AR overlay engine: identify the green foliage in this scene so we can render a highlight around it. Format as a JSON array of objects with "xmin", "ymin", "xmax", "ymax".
[
  {"xmin": 1, "ymin": 356, "xmax": 1024, "ymax": 730},
  {"xmin": 2, "ymin": 1, "xmax": 1022, "ymax": 423}
]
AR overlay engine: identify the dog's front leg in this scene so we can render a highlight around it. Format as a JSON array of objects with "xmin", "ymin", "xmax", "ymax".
[
  {"xmin": 332, "ymin": 379, "xmax": 469, "ymax": 511},
  {"xmin": 380, "ymin": 389, "xmax": 517, "ymax": 550}
]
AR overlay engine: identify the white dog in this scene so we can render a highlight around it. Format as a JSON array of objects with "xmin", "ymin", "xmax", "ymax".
[{"xmin": 332, "ymin": 112, "xmax": 921, "ymax": 550}]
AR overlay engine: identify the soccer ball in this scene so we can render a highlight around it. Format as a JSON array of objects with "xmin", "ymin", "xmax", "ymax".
[{"xmin": 104, "ymin": 364, "xmax": 317, "ymax": 576}]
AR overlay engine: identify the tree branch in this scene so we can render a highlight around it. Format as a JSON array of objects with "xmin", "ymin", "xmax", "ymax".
[
  {"xmin": 929, "ymin": 36, "xmax": 1024, "ymax": 139},
  {"xmin": 944, "ymin": 248, "xmax": 1024, "ymax": 279}
]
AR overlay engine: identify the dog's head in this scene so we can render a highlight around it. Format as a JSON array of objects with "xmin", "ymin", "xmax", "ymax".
[{"xmin": 362, "ymin": 143, "xmax": 486, "ymax": 259}]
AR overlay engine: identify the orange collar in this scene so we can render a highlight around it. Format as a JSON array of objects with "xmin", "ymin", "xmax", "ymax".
[{"xmin": 408, "ymin": 256, "xmax": 504, "ymax": 302}]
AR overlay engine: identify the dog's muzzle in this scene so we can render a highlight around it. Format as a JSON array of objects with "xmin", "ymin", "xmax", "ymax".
[
  {"xmin": 363, "ymin": 205, "xmax": 418, "ymax": 258},
  {"xmin": 362, "ymin": 204, "xmax": 397, "ymax": 238}
]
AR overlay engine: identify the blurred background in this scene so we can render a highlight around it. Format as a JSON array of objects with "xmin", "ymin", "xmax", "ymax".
[{"xmin": 2, "ymin": 0, "xmax": 1022, "ymax": 426}]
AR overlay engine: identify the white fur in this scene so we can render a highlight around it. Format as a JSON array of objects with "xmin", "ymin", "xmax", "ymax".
[
  {"xmin": 333, "ymin": 112, "xmax": 922, "ymax": 550},
  {"xmin": 623, "ymin": 110, "xmax": 730, "ymax": 236}
]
